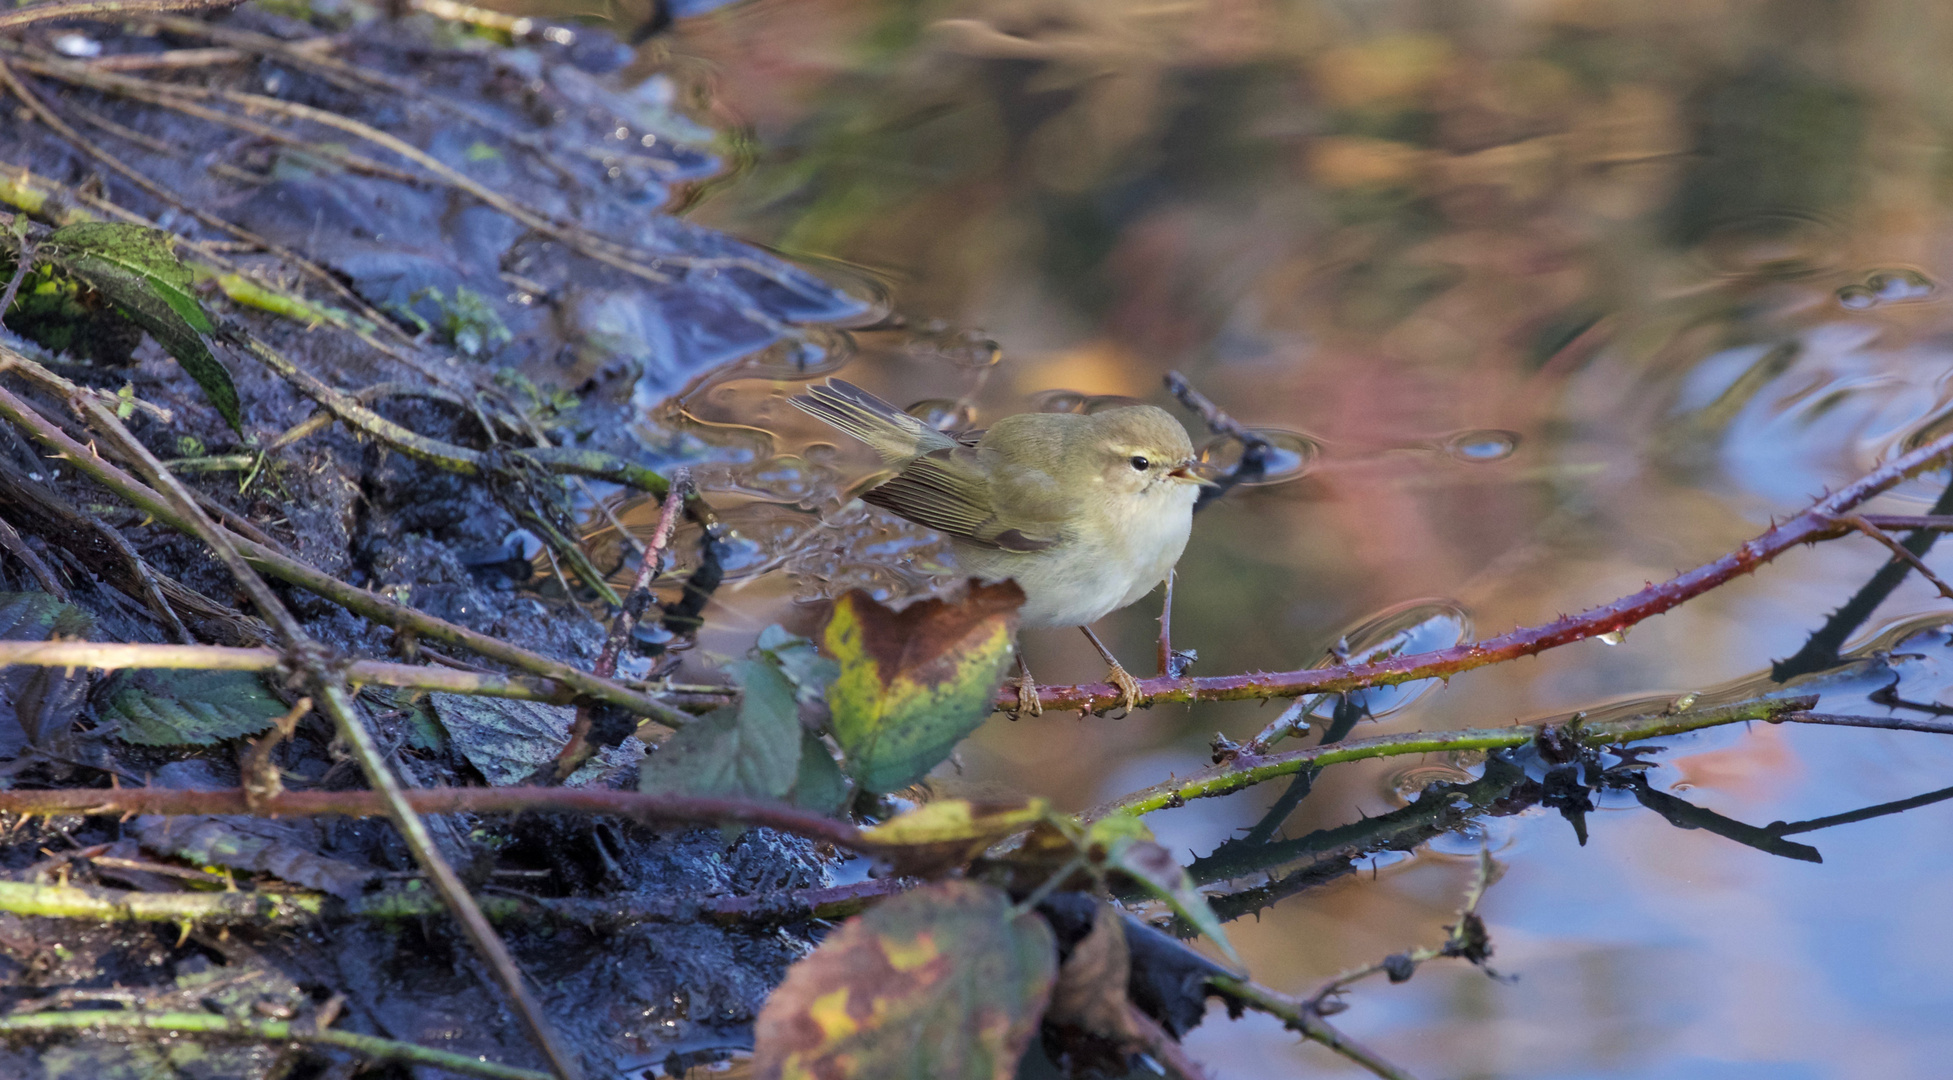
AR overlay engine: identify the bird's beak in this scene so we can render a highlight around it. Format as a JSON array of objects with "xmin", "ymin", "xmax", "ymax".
[{"xmin": 1168, "ymin": 462, "xmax": 1220, "ymax": 487}]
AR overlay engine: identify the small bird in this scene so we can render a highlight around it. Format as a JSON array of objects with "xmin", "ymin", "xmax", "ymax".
[{"xmin": 790, "ymin": 378, "xmax": 1209, "ymax": 715}]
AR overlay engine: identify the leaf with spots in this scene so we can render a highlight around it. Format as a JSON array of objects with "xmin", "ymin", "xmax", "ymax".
[
  {"xmin": 822, "ymin": 580, "xmax": 1023, "ymax": 794},
  {"xmin": 754, "ymin": 880, "xmax": 1057, "ymax": 1080},
  {"xmin": 860, "ymin": 797, "xmax": 1051, "ymax": 877}
]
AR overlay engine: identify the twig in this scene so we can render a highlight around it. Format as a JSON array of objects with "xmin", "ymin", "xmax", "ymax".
[
  {"xmin": 0, "ymin": 349, "xmax": 689, "ymax": 724},
  {"xmin": 0, "ymin": 514, "xmax": 63, "ymax": 596},
  {"xmin": 1002, "ymin": 426, "xmax": 1953, "ymax": 713},
  {"xmin": 1207, "ymin": 977, "xmax": 1418, "ymax": 1080},
  {"xmin": 1854, "ymin": 514, "xmax": 1953, "ymax": 531},
  {"xmin": 542, "ymin": 472, "xmax": 692, "ymax": 783},
  {"xmin": 1775, "ymin": 476, "xmax": 1953, "ymax": 681},
  {"xmin": 1303, "ymin": 847, "xmax": 1498, "ymax": 1011},
  {"xmin": 1164, "ymin": 370, "xmax": 1266, "ymax": 448},
  {"xmin": 0, "ymin": 56, "xmax": 419, "ymax": 342},
  {"xmin": 1833, "ymin": 514, "xmax": 1953, "ymax": 600},
  {"xmin": 1245, "ymin": 698, "xmax": 1314, "ymax": 754},
  {"xmin": 0, "ymin": 875, "xmax": 909, "ymax": 930},
  {"xmin": 0, "ymin": 640, "xmax": 657, "ymax": 704},
  {"xmin": 81, "ymin": 46, "xmax": 248, "ymax": 72},
  {"xmin": 74, "ymin": 506, "xmax": 191, "ymax": 643},
  {"xmin": 0, "ymin": 786, "xmax": 871, "ymax": 851},
  {"xmin": 0, "ymin": 878, "xmax": 324, "ymax": 922},
  {"xmin": 0, "ymin": 233, "xmax": 32, "ymax": 330},
  {"xmin": 1769, "ymin": 783, "xmax": 1953, "ymax": 836},
  {"xmin": 1779, "ymin": 711, "xmax": 1953, "ymax": 735},
  {"xmin": 0, "ymin": 0, "xmax": 236, "ymax": 31},
  {"xmin": 1164, "ymin": 369, "xmax": 1271, "ymax": 512},
  {"xmin": 1090, "ymin": 695, "xmax": 1818, "ymax": 818},
  {"xmin": 231, "ymin": 331, "xmax": 671, "ymax": 496},
  {"xmin": 0, "ymin": 1010, "xmax": 547, "ymax": 1080},
  {"xmin": 1124, "ymin": 1004, "xmax": 1213, "ymax": 1080},
  {"xmin": 59, "ymin": 380, "xmax": 581, "ymax": 1079}
]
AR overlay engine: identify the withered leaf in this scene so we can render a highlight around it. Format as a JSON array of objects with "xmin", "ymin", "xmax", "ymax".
[
  {"xmin": 432, "ymin": 693, "xmax": 643, "ymax": 787},
  {"xmin": 823, "ymin": 580, "xmax": 1023, "ymax": 794},
  {"xmin": 0, "ymin": 592, "xmax": 94, "ymax": 760},
  {"xmin": 1046, "ymin": 900, "xmax": 1142, "ymax": 1043},
  {"xmin": 753, "ymin": 879, "xmax": 1057, "ymax": 1080}
]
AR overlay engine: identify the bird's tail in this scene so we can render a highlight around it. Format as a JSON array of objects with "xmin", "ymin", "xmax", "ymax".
[{"xmin": 788, "ymin": 379, "xmax": 955, "ymax": 466}]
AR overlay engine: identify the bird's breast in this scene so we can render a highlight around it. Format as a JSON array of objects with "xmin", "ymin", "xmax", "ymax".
[{"xmin": 958, "ymin": 485, "xmax": 1195, "ymax": 629}]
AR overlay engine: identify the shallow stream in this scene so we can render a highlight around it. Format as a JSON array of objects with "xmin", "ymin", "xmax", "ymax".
[{"xmin": 598, "ymin": 2, "xmax": 1953, "ymax": 1075}]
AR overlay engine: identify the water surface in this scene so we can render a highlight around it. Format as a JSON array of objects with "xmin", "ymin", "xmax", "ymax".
[{"xmin": 637, "ymin": 2, "xmax": 1953, "ymax": 1075}]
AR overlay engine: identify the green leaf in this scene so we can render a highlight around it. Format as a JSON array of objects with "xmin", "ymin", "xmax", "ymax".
[
  {"xmin": 0, "ymin": 591, "xmax": 93, "ymax": 641},
  {"xmin": 789, "ymin": 731, "xmax": 852, "ymax": 816},
  {"xmin": 753, "ymin": 880, "xmax": 1057, "ymax": 1080},
  {"xmin": 1089, "ymin": 816, "xmax": 1241, "ymax": 969},
  {"xmin": 102, "ymin": 669, "xmax": 289, "ymax": 746},
  {"xmin": 43, "ymin": 222, "xmax": 241, "ymax": 431},
  {"xmin": 822, "ymin": 581, "xmax": 1023, "ymax": 794},
  {"xmin": 639, "ymin": 658, "xmax": 802, "ymax": 800},
  {"xmin": 757, "ymin": 623, "xmax": 839, "ymax": 705}
]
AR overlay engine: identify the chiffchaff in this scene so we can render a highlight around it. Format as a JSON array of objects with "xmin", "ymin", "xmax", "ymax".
[{"xmin": 791, "ymin": 378, "xmax": 1210, "ymax": 715}]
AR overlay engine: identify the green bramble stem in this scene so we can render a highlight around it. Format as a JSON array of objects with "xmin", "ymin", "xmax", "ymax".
[
  {"xmin": 0, "ymin": 1010, "xmax": 549, "ymax": 1080},
  {"xmin": 1092, "ymin": 695, "xmax": 1816, "ymax": 819}
]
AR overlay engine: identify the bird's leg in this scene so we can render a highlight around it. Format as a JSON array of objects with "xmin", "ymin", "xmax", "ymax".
[
  {"xmin": 1156, "ymin": 569, "xmax": 1175, "ymax": 676},
  {"xmin": 1080, "ymin": 624, "xmax": 1143, "ymax": 716},
  {"xmin": 1013, "ymin": 651, "xmax": 1043, "ymax": 718}
]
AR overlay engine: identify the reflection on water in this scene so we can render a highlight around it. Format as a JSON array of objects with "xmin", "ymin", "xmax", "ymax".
[{"xmin": 555, "ymin": 0, "xmax": 1953, "ymax": 1074}]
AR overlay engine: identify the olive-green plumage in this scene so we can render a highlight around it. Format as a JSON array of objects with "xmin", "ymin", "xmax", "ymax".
[{"xmin": 791, "ymin": 379, "xmax": 1206, "ymax": 636}]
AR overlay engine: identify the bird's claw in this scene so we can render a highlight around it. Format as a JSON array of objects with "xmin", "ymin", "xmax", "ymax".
[
  {"xmin": 1013, "ymin": 674, "xmax": 1043, "ymax": 718},
  {"xmin": 1104, "ymin": 661, "xmax": 1143, "ymax": 717}
]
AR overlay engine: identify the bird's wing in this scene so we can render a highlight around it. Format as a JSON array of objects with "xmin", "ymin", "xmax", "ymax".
[
  {"xmin": 788, "ymin": 379, "xmax": 956, "ymax": 466},
  {"xmin": 860, "ymin": 446, "xmax": 1061, "ymax": 552}
]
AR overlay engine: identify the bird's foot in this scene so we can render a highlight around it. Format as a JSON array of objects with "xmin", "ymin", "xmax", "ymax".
[
  {"xmin": 1103, "ymin": 660, "xmax": 1144, "ymax": 718},
  {"xmin": 1013, "ymin": 673, "xmax": 1043, "ymax": 718}
]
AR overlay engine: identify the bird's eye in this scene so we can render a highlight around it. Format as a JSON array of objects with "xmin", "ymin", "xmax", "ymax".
[{"xmin": 1129, "ymin": 455, "xmax": 1151, "ymax": 471}]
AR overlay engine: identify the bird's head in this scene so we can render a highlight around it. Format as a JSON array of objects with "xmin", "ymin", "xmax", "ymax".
[{"xmin": 1085, "ymin": 406, "xmax": 1212, "ymax": 498}]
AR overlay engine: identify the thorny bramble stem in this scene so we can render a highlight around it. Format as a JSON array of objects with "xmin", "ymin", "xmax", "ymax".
[{"xmin": 1004, "ymin": 427, "xmax": 1953, "ymax": 714}]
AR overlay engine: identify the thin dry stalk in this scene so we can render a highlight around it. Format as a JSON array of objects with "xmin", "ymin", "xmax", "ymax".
[
  {"xmin": 0, "ymin": 0, "xmax": 236, "ymax": 31},
  {"xmin": 62, "ymin": 379, "xmax": 583, "ymax": 1080},
  {"xmin": 0, "ymin": 347, "xmax": 687, "ymax": 723}
]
